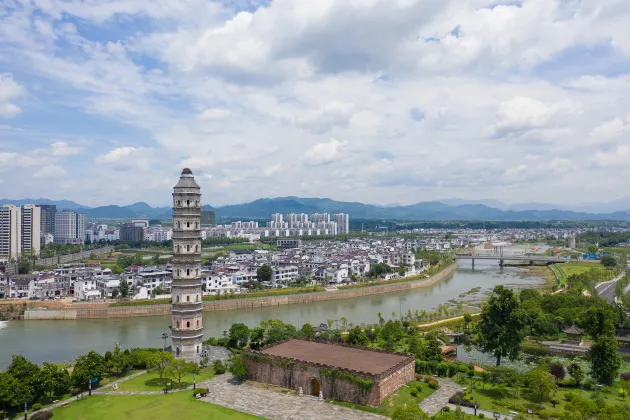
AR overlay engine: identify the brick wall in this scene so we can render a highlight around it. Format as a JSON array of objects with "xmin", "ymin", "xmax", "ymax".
[{"xmin": 243, "ymin": 355, "xmax": 413, "ymax": 407}]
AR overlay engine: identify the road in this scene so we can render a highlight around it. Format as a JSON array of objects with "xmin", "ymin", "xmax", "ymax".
[{"xmin": 595, "ymin": 272, "xmax": 626, "ymax": 303}]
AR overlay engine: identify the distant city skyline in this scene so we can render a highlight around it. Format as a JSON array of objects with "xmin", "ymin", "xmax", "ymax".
[{"xmin": 1, "ymin": 1, "xmax": 629, "ymax": 206}]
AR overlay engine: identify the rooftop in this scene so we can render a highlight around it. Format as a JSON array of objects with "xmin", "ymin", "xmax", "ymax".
[{"xmin": 260, "ymin": 339, "xmax": 411, "ymax": 375}]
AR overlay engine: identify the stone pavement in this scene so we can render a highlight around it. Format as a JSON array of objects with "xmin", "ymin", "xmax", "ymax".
[
  {"xmin": 419, "ymin": 378, "xmax": 461, "ymax": 416},
  {"xmin": 447, "ymin": 403, "xmax": 516, "ymax": 420},
  {"xmin": 200, "ymin": 374, "xmax": 388, "ymax": 420}
]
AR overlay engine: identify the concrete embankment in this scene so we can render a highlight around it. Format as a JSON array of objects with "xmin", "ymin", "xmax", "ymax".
[{"xmin": 23, "ymin": 264, "xmax": 456, "ymax": 320}]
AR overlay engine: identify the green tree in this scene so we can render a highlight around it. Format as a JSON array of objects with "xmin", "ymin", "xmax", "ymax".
[
  {"xmin": 152, "ymin": 285, "xmax": 166, "ymax": 296},
  {"xmin": 154, "ymin": 351, "xmax": 174, "ymax": 382},
  {"xmin": 229, "ymin": 355, "xmax": 248, "ymax": 383},
  {"xmin": 7, "ymin": 355, "xmax": 42, "ymax": 397},
  {"xmin": 420, "ymin": 331, "xmax": 443, "ymax": 362},
  {"xmin": 256, "ymin": 264, "xmax": 272, "ymax": 283},
  {"xmin": 41, "ymin": 362, "xmax": 71, "ymax": 398},
  {"xmin": 298, "ymin": 323, "xmax": 316, "ymax": 339},
  {"xmin": 587, "ymin": 245, "xmax": 598, "ymax": 254},
  {"xmin": 228, "ymin": 323, "xmax": 250, "ymax": 348},
  {"xmin": 17, "ymin": 258, "xmax": 33, "ymax": 274},
  {"xmin": 476, "ymin": 285, "xmax": 526, "ymax": 366},
  {"xmin": 569, "ymin": 364, "xmax": 585, "ymax": 386},
  {"xmin": 601, "ymin": 255, "xmax": 617, "ymax": 268},
  {"xmin": 0, "ymin": 371, "xmax": 18, "ymax": 411},
  {"xmin": 463, "ymin": 313, "xmax": 472, "ymax": 330},
  {"xmin": 407, "ymin": 334, "xmax": 421, "ymax": 357},
  {"xmin": 580, "ymin": 304, "xmax": 616, "ymax": 340},
  {"xmin": 249, "ymin": 327, "xmax": 265, "ymax": 350},
  {"xmin": 347, "ymin": 326, "xmax": 369, "ymax": 347},
  {"xmin": 391, "ymin": 404, "xmax": 429, "ymax": 420},
  {"xmin": 107, "ymin": 346, "xmax": 129, "ymax": 375},
  {"xmin": 587, "ymin": 335, "xmax": 622, "ymax": 385},
  {"xmin": 71, "ymin": 351, "xmax": 106, "ymax": 389},
  {"xmin": 565, "ymin": 395, "xmax": 599, "ymax": 420},
  {"xmin": 166, "ymin": 359, "xmax": 193, "ymax": 388},
  {"xmin": 118, "ymin": 278, "xmax": 130, "ymax": 298},
  {"xmin": 526, "ymin": 367, "xmax": 557, "ymax": 407}
]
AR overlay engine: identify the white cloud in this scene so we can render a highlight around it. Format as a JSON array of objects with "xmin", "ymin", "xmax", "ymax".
[
  {"xmin": 590, "ymin": 145, "xmax": 630, "ymax": 167},
  {"xmin": 33, "ymin": 165, "xmax": 68, "ymax": 178},
  {"xmin": 263, "ymin": 164, "xmax": 282, "ymax": 177},
  {"xmin": 591, "ymin": 117, "xmax": 630, "ymax": 140},
  {"xmin": 196, "ymin": 108, "xmax": 232, "ymax": 120},
  {"xmin": 95, "ymin": 147, "xmax": 154, "ymax": 171},
  {"xmin": 491, "ymin": 96, "xmax": 580, "ymax": 137},
  {"xmin": 302, "ymin": 139, "xmax": 348, "ymax": 166},
  {"xmin": 0, "ymin": 74, "xmax": 22, "ymax": 118},
  {"xmin": 51, "ymin": 141, "xmax": 84, "ymax": 156}
]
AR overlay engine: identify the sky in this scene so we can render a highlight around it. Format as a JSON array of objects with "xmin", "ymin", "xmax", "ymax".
[{"xmin": 1, "ymin": 0, "xmax": 630, "ymax": 207}]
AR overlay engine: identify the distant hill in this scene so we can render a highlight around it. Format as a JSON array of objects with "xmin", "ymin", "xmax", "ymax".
[
  {"xmin": 3, "ymin": 196, "xmax": 630, "ymax": 221},
  {"xmin": 0, "ymin": 198, "xmax": 86, "ymax": 209}
]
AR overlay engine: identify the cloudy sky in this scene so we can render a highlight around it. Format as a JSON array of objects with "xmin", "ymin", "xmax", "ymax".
[{"xmin": 1, "ymin": 0, "xmax": 629, "ymax": 207}]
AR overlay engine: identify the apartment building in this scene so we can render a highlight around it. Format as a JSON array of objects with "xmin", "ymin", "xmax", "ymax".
[
  {"xmin": 0, "ymin": 204, "xmax": 41, "ymax": 260},
  {"xmin": 54, "ymin": 210, "xmax": 85, "ymax": 244},
  {"xmin": 37, "ymin": 204, "xmax": 57, "ymax": 235}
]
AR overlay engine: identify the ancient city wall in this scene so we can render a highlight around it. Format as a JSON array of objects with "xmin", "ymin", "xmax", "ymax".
[{"xmin": 23, "ymin": 263, "xmax": 456, "ymax": 320}]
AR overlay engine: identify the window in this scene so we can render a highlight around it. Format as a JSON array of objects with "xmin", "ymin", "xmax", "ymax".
[
  {"xmin": 187, "ymin": 200, "xmax": 190, "ymax": 206},
  {"xmin": 176, "ymin": 347, "xmax": 180, "ymax": 356},
  {"xmin": 196, "ymin": 346, "xmax": 199, "ymax": 354},
  {"xmin": 186, "ymin": 321, "xmax": 190, "ymax": 328},
  {"xmin": 176, "ymin": 321, "xmax": 180, "ymax": 328},
  {"xmin": 186, "ymin": 295, "xmax": 190, "ymax": 302},
  {"xmin": 177, "ymin": 296, "xmax": 180, "ymax": 302},
  {"xmin": 187, "ymin": 269, "xmax": 190, "ymax": 276},
  {"xmin": 187, "ymin": 245, "xmax": 190, "ymax": 252},
  {"xmin": 197, "ymin": 320, "xmax": 200, "ymax": 327}
]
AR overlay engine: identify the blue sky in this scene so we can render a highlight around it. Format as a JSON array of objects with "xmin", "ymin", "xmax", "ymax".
[{"xmin": 1, "ymin": 0, "xmax": 629, "ymax": 207}]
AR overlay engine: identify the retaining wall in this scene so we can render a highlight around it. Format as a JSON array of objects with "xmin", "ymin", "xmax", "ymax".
[{"xmin": 23, "ymin": 263, "xmax": 456, "ymax": 320}]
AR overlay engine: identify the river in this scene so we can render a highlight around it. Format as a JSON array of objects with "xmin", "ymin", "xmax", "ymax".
[{"xmin": 0, "ymin": 257, "xmax": 548, "ymax": 369}]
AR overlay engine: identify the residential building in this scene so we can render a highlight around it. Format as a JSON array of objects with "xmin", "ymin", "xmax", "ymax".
[
  {"xmin": 277, "ymin": 239, "xmax": 302, "ymax": 249},
  {"xmin": 271, "ymin": 265, "xmax": 299, "ymax": 285},
  {"xmin": 120, "ymin": 224, "xmax": 145, "ymax": 243},
  {"xmin": 54, "ymin": 210, "xmax": 85, "ymax": 245},
  {"xmin": 131, "ymin": 219, "xmax": 150, "ymax": 228},
  {"xmin": 0, "ymin": 204, "xmax": 41, "ymax": 260},
  {"xmin": 201, "ymin": 209, "xmax": 216, "ymax": 227},
  {"xmin": 37, "ymin": 204, "xmax": 56, "ymax": 235},
  {"xmin": 334, "ymin": 213, "xmax": 350, "ymax": 234},
  {"xmin": 74, "ymin": 277, "xmax": 102, "ymax": 300}
]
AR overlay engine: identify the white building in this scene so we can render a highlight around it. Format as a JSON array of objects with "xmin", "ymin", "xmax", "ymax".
[
  {"xmin": 0, "ymin": 204, "xmax": 41, "ymax": 260},
  {"xmin": 55, "ymin": 210, "xmax": 85, "ymax": 245},
  {"xmin": 131, "ymin": 219, "xmax": 149, "ymax": 228},
  {"xmin": 334, "ymin": 213, "xmax": 350, "ymax": 234},
  {"xmin": 271, "ymin": 265, "xmax": 299, "ymax": 285},
  {"xmin": 75, "ymin": 277, "xmax": 102, "ymax": 300}
]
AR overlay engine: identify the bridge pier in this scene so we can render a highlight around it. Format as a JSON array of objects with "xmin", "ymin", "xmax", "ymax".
[
  {"xmin": 472, "ymin": 259, "xmax": 475, "ymax": 269},
  {"xmin": 499, "ymin": 259, "xmax": 504, "ymax": 268}
]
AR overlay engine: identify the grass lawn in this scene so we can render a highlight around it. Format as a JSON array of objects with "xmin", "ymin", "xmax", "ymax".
[
  {"xmin": 561, "ymin": 261, "xmax": 609, "ymax": 276},
  {"xmin": 117, "ymin": 367, "xmax": 215, "ymax": 391},
  {"xmin": 332, "ymin": 380, "xmax": 436, "ymax": 416},
  {"xmin": 50, "ymin": 391, "xmax": 261, "ymax": 420},
  {"xmin": 459, "ymin": 379, "xmax": 629, "ymax": 415}
]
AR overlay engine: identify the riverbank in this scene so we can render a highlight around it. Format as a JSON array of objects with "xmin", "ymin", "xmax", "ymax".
[{"xmin": 23, "ymin": 264, "xmax": 457, "ymax": 320}]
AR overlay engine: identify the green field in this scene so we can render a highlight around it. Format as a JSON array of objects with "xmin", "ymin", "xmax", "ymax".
[
  {"xmin": 117, "ymin": 367, "xmax": 214, "ymax": 391},
  {"xmin": 50, "ymin": 392, "xmax": 261, "ymax": 420}
]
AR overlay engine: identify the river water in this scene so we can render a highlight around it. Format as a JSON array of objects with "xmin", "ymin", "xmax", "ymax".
[{"xmin": 0, "ymin": 257, "xmax": 547, "ymax": 369}]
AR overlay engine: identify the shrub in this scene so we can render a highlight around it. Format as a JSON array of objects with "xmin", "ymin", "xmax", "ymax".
[
  {"xmin": 583, "ymin": 380, "xmax": 593, "ymax": 391},
  {"xmin": 32, "ymin": 403, "xmax": 43, "ymax": 411},
  {"xmin": 31, "ymin": 411, "xmax": 53, "ymax": 420},
  {"xmin": 415, "ymin": 384, "xmax": 423, "ymax": 392},
  {"xmin": 564, "ymin": 392, "xmax": 575, "ymax": 402},
  {"xmin": 559, "ymin": 377, "xmax": 577, "ymax": 387},
  {"xmin": 443, "ymin": 406, "xmax": 450, "ymax": 412},
  {"xmin": 204, "ymin": 337, "xmax": 219, "ymax": 346},
  {"xmin": 447, "ymin": 364, "xmax": 459, "ymax": 377},
  {"xmin": 437, "ymin": 363, "xmax": 448, "ymax": 377},
  {"xmin": 70, "ymin": 388, "xmax": 81, "ymax": 396},
  {"xmin": 415, "ymin": 360, "xmax": 428, "ymax": 374},
  {"xmin": 458, "ymin": 364, "xmax": 470, "ymax": 373},
  {"xmin": 449, "ymin": 392, "xmax": 475, "ymax": 408},
  {"xmin": 415, "ymin": 374, "xmax": 424, "ymax": 381},
  {"xmin": 428, "ymin": 379, "xmax": 439, "ymax": 389},
  {"xmin": 212, "ymin": 360, "xmax": 227, "ymax": 374},
  {"xmin": 478, "ymin": 414, "xmax": 485, "ymax": 419},
  {"xmin": 621, "ymin": 372, "xmax": 630, "ymax": 381},
  {"xmin": 410, "ymin": 389, "xmax": 418, "ymax": 397}
]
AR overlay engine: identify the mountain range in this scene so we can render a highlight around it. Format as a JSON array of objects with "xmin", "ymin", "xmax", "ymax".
[{"xmin": 2, "ymin": 197, "xmax": 630, "ymax": 221}]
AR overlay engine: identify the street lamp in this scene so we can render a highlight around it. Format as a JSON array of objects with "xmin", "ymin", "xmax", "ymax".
[{"xmin": 162, "ymin": 333, "xmax": 169, "ymax": 350}]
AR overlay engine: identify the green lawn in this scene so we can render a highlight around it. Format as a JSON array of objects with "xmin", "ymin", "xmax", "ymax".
[
  {"xmin": 561, "ymin": 261, "xmax": 607, "ymax": 276},
  {"xmin": 50, "ymin": 392, "xmax": 261, "ymax": 420},
  {"xmin": 458, "ymin": 378, "xmax": 629, "ymax": 415},
  {"xmin": 117, "ymin": 367, "xmax": 214, "ymax": 391},
  {"xmin": 332, "ymin": 380, "xmax": 436, "ymax": 416}
]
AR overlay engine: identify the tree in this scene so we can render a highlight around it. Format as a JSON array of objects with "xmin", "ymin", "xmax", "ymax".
[
  {"xmin": 118, "ymin": 278, "xmax": 130, "ymax": 298},
  {"xmin": 526, "ymin": 367, "xmax": 557, "ymax": 407},
  {"xmin": 568, "ymin": 363, "xmax": 584, "ymax": 386},
  {"xmin": 229, "ymin": 355, "xmax": 248, "ymax": 383},
  {"xmin": 152, "ymin": 285, "xmax": 166, "ymax": 296},
  {"xmin": 154, "ymin": 351, "xmax": 175, "ymax": 382},
  {"xmin": 587, "ymin": 245, "xmax": 598, "ymax": 254},
  {"xmin": 298, "ymin": 323, "xmax": 316, "ymax": 339},
  {"xmin": 580, "ymin": 304, "xmax": 616, "ymax": 340},
  {"xmin": 249, "ymin": 327, "xmax": 265, "ymax": 350},
  {"xmin": 347, "ymin": 326, "xmax": 369, "ymax": 347},
  {"xmin": 601, "ymin": 255, "xmax": 617, "ymax": 268},
  {"xmin": 108, "ymin": 346, "xmax": 129, "ymax": 375},
  {"xmin": 420, "ymin": 331, "xmax": 442, "ymax": 362},
  {"xmin": 71, "ymin": 351, "xmax": 106, "ymax": 388},
  {"xmin": 621, "ymin": 380, "xmax": 630, "ymax": 401},
  {"xmin": 391, "ymin": 404, "xmax": 429, "ymax": 420},
  {"xmin": 407, "ymin": 334, "xmax": 421, "ymax": 357},
  {"xmin": 228, "ymin": 323, "xmax": 250, "ymax": 348},
  {"xmin": 476, "ymin": 285, "xmax": 526, "ymax": 366},
  {"xmin": 166, "ymin": 359, "xmax": 193, "ymax": 388},
  {"xmin": 549, "ymin": 363, "xmax": 565, "ymax": 382},
  {"xmin": 463, "ymin": 313, "xmax": 472, "ymax": 330},
  {"xmin": 0, "ymin": 371, "xmax": 18, "ymax": 411},
  {"xmin": 41, "ymin": 362, "xmax": 71, "ymax": 398},
  {"xmin": 7, "ymin": 355, "xmax": 42, "ymax": 397},
  {"xmin": 17, "ymin": 258, "xmax": 33, "ymax": 274},
  {"xmin": 566, "ymin": 395, "xmax": 599, "ymax": 420},
  {"xmin": 587, "ymin": 334, "xmax": 622, "ymax": 385},
  {"xmin": 256, "ymin": 264, "xmax": 272, "ymax": 283}
]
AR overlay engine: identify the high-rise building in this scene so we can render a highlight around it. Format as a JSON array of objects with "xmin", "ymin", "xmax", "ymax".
[
  {"xmin": 311, "ymin": 213, "xmax": 330, "ymax": 223},
  {"xmin": 0, "ymin": 205, "xmax": 21, "ymax": 260},
  {"xmin": 120, "ymin": 224, "xmax": 145, "ymax": 243},
  {"xmin": 54, "ymin": 210, "xmax": 85, "ymax": 244},
  {"xmin": 0, "ymin": 204, "xmax": 41, "ymax": 259},
  {"xmin": 170, "ymin": 168, "xmax": 204, "ymax": 360},
  {"xmin": 334, "ymin": 213, "xmax": 350, "ymax": 234},
  {"xmin": 37, "ymin": 204, "xmax": 57, "ymax": 235},
  {"xmin": 201, "ymin": 209, "xmax": 216, "ymax": 226},
  {"xmin": 21, "ymin": 205, "xmax": 41, "ymax": 257},
  {"xmin": 271, "ymin": 213, "xmax": 283, "ymax": 224}
]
